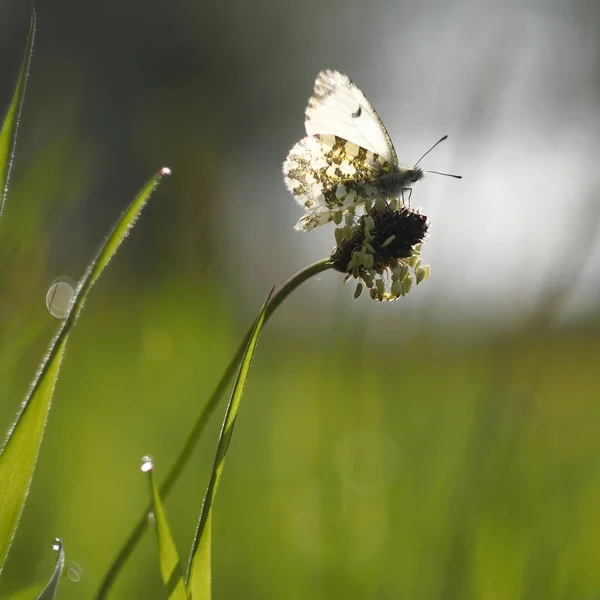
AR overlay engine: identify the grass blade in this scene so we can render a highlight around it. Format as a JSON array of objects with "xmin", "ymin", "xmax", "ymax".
[
  {"xmin": 142, "ymin": 457, "xmax": 189, "ymax": 600},
  {"xmin": 0, "ymin": 167, "xmax": 171, "ymax": 571},
  {"xmin": 0, "ymin": 9, "xmax": 35, "ymax": 216},
  {"xmin": 36, "ymin": 538, "xmax": 66, "ymax": 600},
  {"xmin": 95, "ymin": 258, "xmax": 332, "ymax": 600},
  {"xmin": 186, "ymin": 288, "xmax": 274, "ymax": 599}
]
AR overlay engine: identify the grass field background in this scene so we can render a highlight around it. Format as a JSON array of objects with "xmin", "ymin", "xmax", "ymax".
[{"xmin": 1, "ymin": 261, "xmax": 599, "ymax": 599}]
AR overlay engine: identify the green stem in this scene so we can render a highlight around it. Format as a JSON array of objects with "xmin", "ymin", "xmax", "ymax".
[{"xmin": 94, "ymin": 257, "xmax": 333, "ymax": 599}]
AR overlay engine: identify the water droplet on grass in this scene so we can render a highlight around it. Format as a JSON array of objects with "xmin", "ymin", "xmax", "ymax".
[
  {"xmin": 140, "ymin": 456, "xmax": 154, "ymax": 472},
  {"xmin": 46, "ymin": 276, "xmax": 76, "ymax": 319},
  {"xmin": 67, "ymin": 561, "xmax": 83, "ymax": 582}
]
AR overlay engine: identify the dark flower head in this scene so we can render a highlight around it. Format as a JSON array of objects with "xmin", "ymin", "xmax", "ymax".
[{"xmin": 330, "ymin": 203, "xmax": 430, "ymax": 302}]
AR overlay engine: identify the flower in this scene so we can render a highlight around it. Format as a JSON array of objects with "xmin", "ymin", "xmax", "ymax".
[{"xmin": 330, "ymin": 201, "xmax": 430, "ymax": 301}]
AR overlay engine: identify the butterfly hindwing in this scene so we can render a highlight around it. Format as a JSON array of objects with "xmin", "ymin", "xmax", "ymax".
[{"xmin": 283, "ymin": 133, "xmax": 393, "ymax": 231}]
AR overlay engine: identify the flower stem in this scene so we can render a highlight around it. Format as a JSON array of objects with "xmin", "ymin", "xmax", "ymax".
[{"xmin": 94, "ymin": 257, "xmax": 333, "ymax": 599}]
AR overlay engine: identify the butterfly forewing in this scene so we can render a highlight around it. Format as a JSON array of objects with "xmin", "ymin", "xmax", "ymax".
[{"xmin": 304, "ymin": 70, "xmax": 398, "ymax": 164}]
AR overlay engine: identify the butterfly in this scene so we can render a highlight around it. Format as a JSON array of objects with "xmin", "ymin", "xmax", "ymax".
[{"xmin": 283, "ymin": 70, "xmax": 458, "ymax": 231}]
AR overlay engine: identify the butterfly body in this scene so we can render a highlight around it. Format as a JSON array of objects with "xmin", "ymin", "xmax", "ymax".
[{"xmin": 378, "ymin": 164, "xmax": 424, "ymax": 197}]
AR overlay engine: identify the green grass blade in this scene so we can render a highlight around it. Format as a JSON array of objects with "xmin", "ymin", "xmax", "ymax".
[
  {"xmin": 190, "ymin": 515, "xmax": 211, "ymax": 600},
  {"xmin": 36, "ymin": 538, "xmax": 66, "ymax": 600},
  {"xmin": 0, "ymin": 10, "xmax": 35, "ymax": 217},
  {"xmin": 0, "ymin": 167, "xmax": 171, "ymax": 571},
  {"xmin": 186, "ymin": 288, "xmax": 274, "ymax": 599},
  {"xmin": 95, "ymin": 259, "xmax": 332, "ymax": 600},
  {"xmin": 142, "ymin": 457, "xmax": 189, "ymax": 600},
  {"xmin": 5, "ymin": 539, "xmax": 65, "ymax": 600}
]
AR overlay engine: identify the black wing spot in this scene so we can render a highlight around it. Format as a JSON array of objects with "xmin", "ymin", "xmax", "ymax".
[{"xmin": 352, "ymin": 106, "xmax": 362, "ymax": 118}]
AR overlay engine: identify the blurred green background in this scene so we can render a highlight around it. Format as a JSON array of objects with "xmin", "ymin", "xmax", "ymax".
[{"xmin": 1, "ymin": 0, "xmax": 600, "ymax": 598}]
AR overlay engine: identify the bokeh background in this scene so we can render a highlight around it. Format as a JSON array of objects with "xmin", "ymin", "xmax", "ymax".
[{"xmin": 1, "ymin": 0, "xmax": 600, "ymax": 598}]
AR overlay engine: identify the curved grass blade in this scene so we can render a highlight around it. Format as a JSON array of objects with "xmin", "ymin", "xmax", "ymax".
[
  {"xmin": 36, "ymin": 538, "xmax": 66, "ymax": 600},
  {"xmin": 186, "ymin": 288, "xmax": 274, "ymax": 599},
  {"xmin": 0, "ymin": 167, "xmax": 171, "ymax": 572},
  {"xmin": 0, "ymin": 9, "xmax": 36, "ymax": 217},
  {"xmin": 95, "ymin": 258, "xmax": 333, "ymax": 600},
  {"xmin": 142, "ymin": 457, "xmax": 189, "ymax": 600}
]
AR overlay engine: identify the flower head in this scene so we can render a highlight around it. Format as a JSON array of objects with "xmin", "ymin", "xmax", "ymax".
[{"xmin": 330, "ymin": 201, "xmax": 430, "ymax": 301}]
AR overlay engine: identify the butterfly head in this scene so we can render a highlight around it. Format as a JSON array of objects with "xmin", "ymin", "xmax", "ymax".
[
  {"xmin": 406, "ymin": 166, "xmax": 425, "ymax": 184},
  {"xmin": 379, "ymin": 164, "xmax": 424, "ymax": 197}
]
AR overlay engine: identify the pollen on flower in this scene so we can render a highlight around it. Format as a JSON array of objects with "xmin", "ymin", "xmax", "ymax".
[{"xmin": 330, "ymin": 205, "xmax": 430, "ymax": 302}]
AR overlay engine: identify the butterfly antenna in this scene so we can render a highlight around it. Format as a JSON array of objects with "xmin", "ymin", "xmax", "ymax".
[
  {"xmin": 414, "ymin": 135, "xmax": 448, "ymax": 167},
  {"xmin": 425, "ymin": 170, "xmax": 462, "ymax": 179}
]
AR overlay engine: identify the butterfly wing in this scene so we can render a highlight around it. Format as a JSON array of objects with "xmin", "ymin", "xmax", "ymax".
[
  {"xmin": 283, "ymin": 133, "xmax": 393, "ymax": 231},
  {"xmin": 304, "ymin": 70, "xmax": 398, "ymax": 164}
]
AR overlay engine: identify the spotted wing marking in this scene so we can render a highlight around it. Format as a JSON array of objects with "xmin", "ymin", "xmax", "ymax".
[{"xmin": 283, "ymin": 133, "xmax": 393, "ymax": 230}]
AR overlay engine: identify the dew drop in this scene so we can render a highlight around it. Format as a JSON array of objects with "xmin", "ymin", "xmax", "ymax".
[
  {"xmin": 67, "ymin": 561, "xmax": 83, "ymax": 582},
  {"xmin": 160, "ymin": 167, "xmax": 172, "ymax": 176},
  {"xmin": 46, "ymin": 276, "xmax": 76, "ymax": 319},
  {"xmin": 51, "ymin": 537, "xmax": 61, "ymax": 551},
  {"xmin": 140, "ymin": 456, "xmax": 153, "ymax": 472},
  {"xmin": 147, "ymin": 511, "xmax": 156, "ymax": 525}
]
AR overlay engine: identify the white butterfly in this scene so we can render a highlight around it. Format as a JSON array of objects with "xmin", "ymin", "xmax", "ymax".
[{"xmin": 283, "ymin": 71, "xmax": 430, "ymax": 231}]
